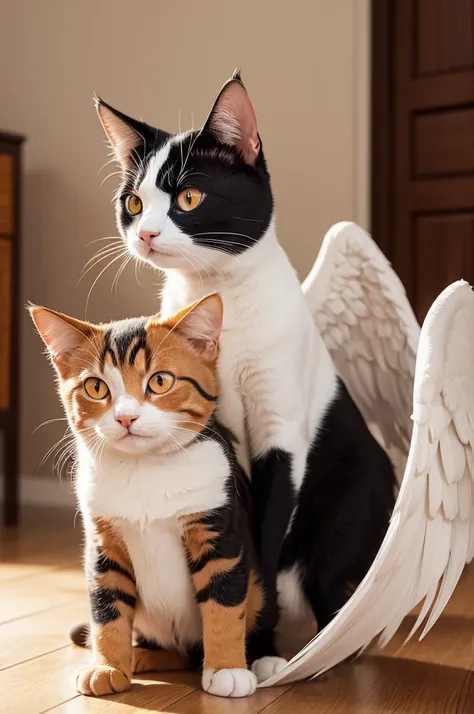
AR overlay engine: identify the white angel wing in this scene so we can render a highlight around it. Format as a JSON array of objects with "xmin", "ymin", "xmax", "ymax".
[
  {"xmin": 302, "ymin": 222, "xmax": 420, "ymax": 479},
  {"xmin": 260, "ymin": 280, "xmax": 474, "ymax": 687}
]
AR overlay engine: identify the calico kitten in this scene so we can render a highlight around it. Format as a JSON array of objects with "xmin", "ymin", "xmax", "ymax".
[
  {"xmin": 30, "ymin": 294, "xmax": 284, "ymax": 698},
  {"xmin": 95, "ymin": 73, "xmax": 396, "ymax": 658}
]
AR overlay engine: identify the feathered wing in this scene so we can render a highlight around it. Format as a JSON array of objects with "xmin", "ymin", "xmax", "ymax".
[
  {"xmin": 260, "ymin": 280, "xmax": 474, "ymax": 687},
  {"xmin": 302, "ymin": 222, "xmax": 420, "ymax": 480}
]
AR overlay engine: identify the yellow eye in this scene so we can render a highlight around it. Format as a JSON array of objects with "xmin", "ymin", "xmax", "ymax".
[
  {"xmin": 125, "ymin": 194, "xmax": 143, "ymax": 216},
  {"xmin": 84, "ymin": 378, "xmax": 109, "ymax": 400},
  {"xmin": 176, "ymin": 187, "xmax": 204, "ymax": 212},
  {"xmin": 148, "ymin": 371, "xmax": 175, "ymax": 395}
]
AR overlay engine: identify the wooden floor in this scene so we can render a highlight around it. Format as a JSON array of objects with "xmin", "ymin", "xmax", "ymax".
[{"xmin": 1, "ymin": 508, "xmax": 474, "ymax": 714}]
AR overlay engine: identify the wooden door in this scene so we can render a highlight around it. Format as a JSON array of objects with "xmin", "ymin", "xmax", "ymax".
[{"xmin": 372, "ymin": 0, "xmax": 474, "ymax": 323}]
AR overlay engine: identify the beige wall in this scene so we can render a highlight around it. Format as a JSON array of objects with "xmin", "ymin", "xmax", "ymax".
[{"xmin": 0, "ymin": 0, "xmax": 369, "ymax": 489}]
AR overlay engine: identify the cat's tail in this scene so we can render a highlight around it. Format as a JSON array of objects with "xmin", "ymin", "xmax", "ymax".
[{"xmin": 70, "ymin": 622, "xmax": 90, "ymax": 648}]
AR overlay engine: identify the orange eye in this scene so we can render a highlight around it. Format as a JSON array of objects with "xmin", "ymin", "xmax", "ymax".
[
  {"xmin": 84, "ymin": 378, "xmax": 109, "ymax": 400},
  {"xmin": 148, "ymin": 371, "xmax": 175, "ymax": 395},
  {"xmin": 176, "ymin": 187, "xmax": 204, "ymax": 212},
  {"xmin": 125, "ymin": 194, "xmax": 143, "ymax": 216}
]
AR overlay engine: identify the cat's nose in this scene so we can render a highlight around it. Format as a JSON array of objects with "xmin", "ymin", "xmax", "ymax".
[
  {"xmin": 139, "ymin": 230, "xmax": 160, "ymax": 247},
  {"xmin": 115, "ymin": 415, "xmax": 138, "ymax": 429}
]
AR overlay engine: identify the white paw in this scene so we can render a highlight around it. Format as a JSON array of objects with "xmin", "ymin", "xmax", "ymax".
[
  {"xmin": 202, "ymin": 668, "xmax": 257, "ymax": 698},
  {"xmin": 251, "ymin": 656, "xmax": 288, "ymax": 683}
]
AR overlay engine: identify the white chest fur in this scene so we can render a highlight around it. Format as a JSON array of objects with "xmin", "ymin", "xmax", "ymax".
[
  {"xmin": 118, "ymin": 517, "xmax": 202, "ymax": 650},
  {"xmin": 76, "ymin": 438, "xmax": 229, "ymax": 649},
  {"xmin": 77, "ymin": 438, "xmax": 229, "ymax": 526},
  {"xmin": 161, "ymin": 230, "xmax": 338, "ymax": 487}
]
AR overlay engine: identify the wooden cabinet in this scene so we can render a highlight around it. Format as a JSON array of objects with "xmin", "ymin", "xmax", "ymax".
[{"xmin": 0, "ymin": 131, "xmax": 25, "ymax": 526}]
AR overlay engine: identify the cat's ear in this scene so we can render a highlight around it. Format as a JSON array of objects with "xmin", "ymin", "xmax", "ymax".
[
  {"xmin": 160, "ymin": 293, "xmax": 223, "ymax": 360},
  {"xmin": 95, "ymin": 97, "xmax": 146, "ymax": 168},
  {"xmin": 29, "ymin": 305, "xmax": 93, "ymax": 372},
  {"xmin": 203, "ymin": 71, "xmax": 260, "ymax": 165}
]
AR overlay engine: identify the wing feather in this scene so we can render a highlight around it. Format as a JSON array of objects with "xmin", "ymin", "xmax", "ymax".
[
  {"xmin": 303, "ymin": 223, "xmax": 420, "ymax": 482},
  {"xmin": 259, "ymin": 281, "xmax": 474, "ymax": 687}
]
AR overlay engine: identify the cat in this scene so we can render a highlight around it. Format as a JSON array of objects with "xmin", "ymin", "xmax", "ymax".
[
  {"xmin": 95, "ymin": 72, "xmax": 396, "ymax": 659},
  {"xmin": 30, "ymin": 293, "xmax": 285, "ymax": 698}
]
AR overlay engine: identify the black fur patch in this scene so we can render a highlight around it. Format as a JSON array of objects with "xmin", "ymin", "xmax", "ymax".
[
  {"xmin": 176, "ymin": 376, "xmax": 217, "ymax": 402},
  {"xmin": 100, "ymin": 330, "xmax": 118, "ymax": 370},
  {"xmin": 95, "ymin": 551, "xmax": 136, "ymax": 585},
  {"xmin": 90, "ymin": 587, "xmax": 136, "ymax": 625},
  {"xmin": 279, "ymin": 378, "xmax": 396, "ymax": 630},
  {"xmin": 100, "ymin": 318, "xmax": 150, "ymax": 370},
  {"xmin": 251, "ymin": 449, "xmax": 296, "ymax": 588},
  {"xmin": 195, "ymin": 555, "xmax": 248, "ymax": 607}
]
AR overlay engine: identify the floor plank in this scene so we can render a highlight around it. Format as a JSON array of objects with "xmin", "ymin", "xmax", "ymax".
[
  {"xmin": 47, "ymin": 672, "xmax": 199, "ymax": 713},
  {"xmin": 47, "ymin": 676, "xmax": 289, "ymax": 714},
  {"xmin": 0, "ymin": 567, "xmax": 85, "ymax": 624},
  {"xmin": 0, "ymin": 598, "xmax": 89, "ymax": 670},
  {"xmin": 0, "ymin": 645, "xmax": 91, "ymax": 713},
  {"xmin": 261, "ymin": 658, "xmax": 472, "ymax": 713}
]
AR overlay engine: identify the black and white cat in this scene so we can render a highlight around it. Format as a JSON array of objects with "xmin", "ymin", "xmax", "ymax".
[{"xmin": 96, "ymin": 72, "xmax": 396, "ymax": 670}]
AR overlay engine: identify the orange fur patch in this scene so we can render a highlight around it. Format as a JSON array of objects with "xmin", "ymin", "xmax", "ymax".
[
  {"xmin": 181, "ymin": 517, "xmax": 219, "ymax": 560},
  {"xmin": 132, "ymin": 647, "xmax": 188, "ymax": 674},
  {"xmin": 200, "ymin": 601, "xmax": 247, "ymax": 671}
]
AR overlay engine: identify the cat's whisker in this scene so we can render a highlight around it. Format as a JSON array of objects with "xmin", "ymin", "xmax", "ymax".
[
  {"xmin": 179, "ymin": 170, "xmax": 213, "ymax": 184},
  {"xmin": 80, "ymin": 246, "xmax": 125, "ymax": 278},
  {"xmin": 175, "ymin": 248, "xmax": 206, "ymax": 291},
  {"xmin": 79, "ymin": 243, "xmax": 125, "ymax": 282},
  {"xmin": 190, "ymin": 230, "xmax": 259, "ymax": 243},
  {"xmin": 134, "ymin": 257, "xmax": 145, "ymax": 289},
  {"xmin": 32, "ymin": 417, "xmax": 68, "ymax": 435},
  {"xmin": 84, "ymin": 250, "xmax": 130, "ymax": 318},
  {"xmin": 165, "ymin": 431, "xmax": 191, "ymax": 456},
  {"xmin": 82, "ymin": 242, "xmax": 123, "ymax": 266},
  {"xmin": 177, "ymin": 128, "xmax": 201, "ymax": 184},
  {"xmin": 54, "ymin": 441, "xmax": 77, "ymax": 484},
  {"xmin": 200, "ymin": 238, "xmax": 259, "ymax": 250},
  {"xmin": 171, "ymin": 421, "xmax": 224, "ymax": 442},
  {"xmin": 39, "ymin": 430, "xmax": 75, "ymax": 470},
  {"xmin": 177, "ymin": 245, "xmax": 228, "ymax": 282},
  {"xmin": 100, "ymin": 171, "xmax": 123, "ymax": 188},
  {"xmin": 184, "ymin": 253, "xmax": 204, "ymax": 292},
  {"xmin": 86, "ymin": 236, "xmax": 122, "ymax": 247},
  {"xmin": 230, "ymin": 215, "xmax": 265, "ymax": 223},
  {"xmin": 177, "ymin": 110, "xmax": 185, "ymax": 175},
  {"xmin": 96, "ymin": 156, "xmax": 117, "ymax": 176},
  {"xmin": 111, "ymin": 252, "xmax": 134, "ymax": 298}
]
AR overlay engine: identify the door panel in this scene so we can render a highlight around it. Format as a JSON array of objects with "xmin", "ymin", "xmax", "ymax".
[
  {"xmin": 416, "ymin": 0, "xmax": 474, "ymax": 75},
  {"xmin": 414, "ymin": 108, "xmax": 474, "ymax": 176},
  {"xmin": 413, "ymin": 212, "xmax": 474, "ymax": 319},
  {"xmin": 391, "ymin": 0, "xmax": 474, "ymax": 322}
]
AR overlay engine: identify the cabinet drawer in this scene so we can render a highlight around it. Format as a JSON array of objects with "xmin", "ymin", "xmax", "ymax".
[
  {"xmin": 0, "ymin": 240, "xmax": 11, "ymax": 410},
  {"xmin": 0, "ymin": 154, "xmax": 13, "ymax": 235}
]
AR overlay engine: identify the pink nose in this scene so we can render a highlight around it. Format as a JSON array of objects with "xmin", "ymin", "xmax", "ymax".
[
  {"xmin": 115, "ymin": 415, "xmax": 138, "ymax": 429},
  {"xmin": 139, "ymin": 230, "xmax": 160, "ymax": 247}
]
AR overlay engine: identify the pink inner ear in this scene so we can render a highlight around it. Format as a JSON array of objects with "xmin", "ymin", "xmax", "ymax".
[
  {"xmin": 210, "ymin": 82, "xmax": 260, "ymax": 164},
  {"xmin": 97, "ymin": 103, "xmax": 142, "ymax": 166}
]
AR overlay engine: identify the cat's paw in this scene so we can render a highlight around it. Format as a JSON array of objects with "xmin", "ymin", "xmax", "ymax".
[
  {"xmin": 202, "ymin": 668, "xmax": 257, "ymax": 697},
  {"xmin": 251, "ymin": 656, "xmax": 288, "ymax": 683},
  {"xmin": 75, "ymin": 665, "xmax": 130, "ymax": 696},
  {"xmin": 132, "ymin": 648, "xmax": 156, "ymax": 674}
]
